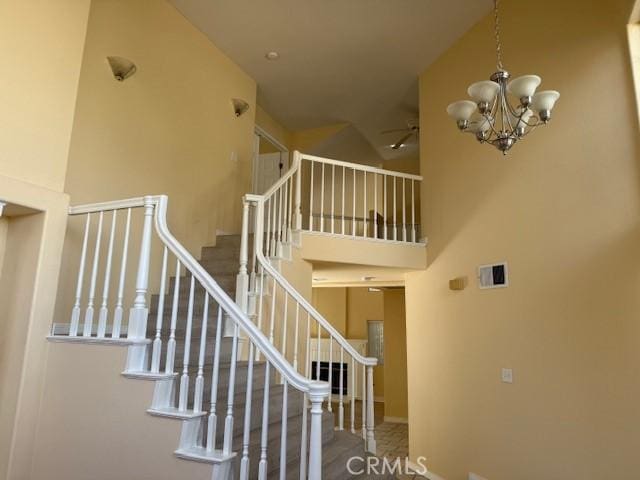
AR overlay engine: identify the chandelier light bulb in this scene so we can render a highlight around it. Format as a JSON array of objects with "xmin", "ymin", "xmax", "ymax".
[{"xmin": 446, "ymin": 0, "xmax": 559, "ymax": 154}]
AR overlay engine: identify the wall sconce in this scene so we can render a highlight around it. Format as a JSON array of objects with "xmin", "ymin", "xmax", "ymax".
[
  {"xmin": 449, "ymin": 276, "xmax": 467, "ymax": 291},
  {"xmin": 0, "ymin": 201, "xmax": 6, "ymax": 217},
  {"xmin": 231, "ymin": 98, "xmax": 250, "ymax": 117},
  {"xmin": 107, "ymin": 56, "xmax": 137, "ymax": 82}
]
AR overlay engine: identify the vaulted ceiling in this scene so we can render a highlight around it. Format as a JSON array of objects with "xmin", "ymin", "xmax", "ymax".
[{"xmin": 170, "ymin": 0, "xmax": 492, "ymax": 163}]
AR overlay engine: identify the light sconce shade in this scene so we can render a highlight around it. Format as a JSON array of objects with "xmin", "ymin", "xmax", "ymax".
[
  {"xmin": 107, "ymin": 56, "xmax": 137, "ymax": 82},
  {"xmin": 467, "ymin": 113, "xmax": 493, "ymax": 133},
  {"xmin": 531, "ymin": 90, "xmax": 560, "ymax": 112},
  {"xmin": 446, "ymin": 100, "xmax": 477, "ymax": 121},
  {"xmin": 467, "ymin": 80, "xmax": 500, "ymax": 104},
  {"xmin": 0, "ymin": 201, "xmax": 5, "ymax": 217},
  {"xmin": 231, "ymin": 98, "xmax": 250, "ymax": 117},
  {"xmin": 507, "ymin": 75, "xmax": 541, "ymax": 99}
]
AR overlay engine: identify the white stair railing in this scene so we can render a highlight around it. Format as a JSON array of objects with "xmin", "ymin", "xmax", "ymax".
[
  {"xmin": 298, "ymin": 152, "xmax": 423, "ymax": 243},
  {"xmin": 57, "ymin": 195, "xmax": 330, "ymax": 480},
  {"xmin": 238, "ymin": 151, "xmax": 389, "ymax": 455}
]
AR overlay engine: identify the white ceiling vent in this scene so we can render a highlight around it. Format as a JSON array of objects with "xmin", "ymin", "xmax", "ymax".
[{"xmin": 478, "ymin": 262, "xmax": 508, "ymax": 289}]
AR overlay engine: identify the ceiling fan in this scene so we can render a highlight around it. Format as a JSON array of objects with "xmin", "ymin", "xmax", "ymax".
[{"xmin": 381, "ymin": 119, "xmax": 420, "ymax": 150}]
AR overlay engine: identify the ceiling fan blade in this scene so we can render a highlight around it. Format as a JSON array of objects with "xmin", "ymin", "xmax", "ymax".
[
  {"xmin": 391, "ymin": 132, "xmax": 414, "ymax": 150},
  {"xmin": 380, "ymin": 128, "xmax": 409, "ymax": 135}
]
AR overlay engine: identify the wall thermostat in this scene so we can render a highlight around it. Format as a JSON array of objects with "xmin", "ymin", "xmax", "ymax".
[{"xmin": 478, "ymin": 262, "xmax": 508, "ymax": 289}]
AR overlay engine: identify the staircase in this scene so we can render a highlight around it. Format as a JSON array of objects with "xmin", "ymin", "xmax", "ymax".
[
  {"xmin": 48, "ymin": 151, "xmax": 423, "ymax": 479},
  {"xmin": 148, "ymin": 234, "xmax": 393, "ymax": 479}
]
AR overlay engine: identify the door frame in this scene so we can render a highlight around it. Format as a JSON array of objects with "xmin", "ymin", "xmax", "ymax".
[{"xmin": 253, "ymin": 125, "xmax": 289, "ymax": 194}]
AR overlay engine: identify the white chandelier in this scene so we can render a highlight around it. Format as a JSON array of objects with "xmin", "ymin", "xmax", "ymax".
[{"xmin": 446, "ymin": 0, "xmax": 559, "ymax": 154}]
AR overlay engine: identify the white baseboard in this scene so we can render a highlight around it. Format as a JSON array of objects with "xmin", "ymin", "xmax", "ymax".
[
  {"xmin": 405, "ymin": 460, "xmax": 446, "ymax": 480},
  {"xmin": 469, "ymin": 473, "xmax": 488, "ymax": 480},
  {"xmin": 383, "ymin": 416, "xmax": 408, "ymax": 424},
  {"xmin": 374, "ymin": 396, "xmax": 385, "ymax": 403}
]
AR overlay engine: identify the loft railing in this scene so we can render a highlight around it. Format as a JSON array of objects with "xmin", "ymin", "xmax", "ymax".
[
  {"xmin": 298, "ymin": 152, "xmax": 423, "ymax": 243},
  {"xmin": 55, "ymin": 195, "xmax": 329, "ymax": 480},
  {"xmin": 235, "ymin": 150, "xmax": 418, "ymax": 455}
]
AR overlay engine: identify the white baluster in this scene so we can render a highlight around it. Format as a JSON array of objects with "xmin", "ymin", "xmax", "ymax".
[
  {"xmin": 269, "ymin": 275, "xmax": 277, "ymax": 344},
  {"xmin": 207, "ymin": 306, "xmax": 223, "ymax": 451},
  {"xmin": 70, "ymin": 213, "xmax": 91, "ymax": 336},
  {"xmin": 255, "ymin": 268, "xmax": 265, "ymax": 361},
  {"xmin": 366, "ymin": 365, "xmax": 376, "ymax": 454},
  {"xmin": 112, "ymin": 208, "xmax": 131, "ymax": 339},
  {"xmin": 271, "ymin": 196, "xmax": 278, "ymax": 257},
  {"xmin": 165, "ymin": 258, "xmax": 180, "ymax": 373},
  {"xmin": 293, "ymin": 303, "xmax": 300, "ymax": 371},
  {"xmin": 352, "ymin": 169, "xmax": 356, "ymax": 237},
  {"xmin": 239, "ymin": 342, "xmax": 255, "ymax": 480},
  {"xmin": 351, "ymin": 357, "xmax": 356, "ymax": 433},
  {"xmin": 278, "ymin": 182, "xmax": 283, "ymax": 250},
  {"xmin": 320, "ymin": 163, "xmax": 325, "ymax": 233},
  {"xmin": 339, "ymin": 347, "xmax": 344, "ymax": 430},
  {"xmin": 279, "ymin": 379, "xmax": 288, "ymax": 480},
  {"xmin": 265, "ymin": 198, "xmax": 272, "ymax": 257},
  {"xmin": 383, "ymin": 176, "xmax": 388, "ymax": 240},
  {"xmin": 374, "ymin": 173, "xmax": 378, "ymax": 239},
  {"xmin": 402, "ymin": 177, "xmax": 407, "ymax": 241},
  {"xmin": 258, "ymin": 361, "xmax": 271, "ymax": 480},
  {"xmin": 412, "ymin": 179, "xmax": 416, "ymax": 242},
  {"xmin": 309, "ymin": 160, "xmax": 314, "ymax": 231},
  {"xmin": 331, "ymin": 164, "xmax": 335, "ymax": 234},
  {"xmin": 97, "ymin": 210, "xmax": 117, "ymax": 338},
  {"xmin": 316, "ymin": 324, "xmax": 321, "ymax": 382},
  {"xmin": 151, "ymin": 246, "xmax": 168, "ymax": 373},
  {"xmin": 128, "ymin": 197, "xmax": 154, "ymax": 340},
  {"xmin": 393, "ymin": 177, "xmax": 397, "ymax": 241},
  {"xmin": 299, "ymin": 312, "xmax": 311, "ymax": 480},
  {"xmin": 328, "ymin": 337, "xmax": 333, "ymax": 412},
  {"xmin": 287, "ymin": 176, "xmax": 294, "ymax": 241},
  {"xmin": 194, "ymin": 292, "xmax": 209, "ymax": 413},
  {"xmin": 223, "ymin": 322, "xmax": 239, "ymax": 454},
  {"xmin": 341, "ymin": 166, "xmax": 346, "ymax": 235},
  {"xmin": 362, "ymin": 363, "xmax": 366, "ymax": 439},
  {"xmin": 307, "ymin": 384, "xmax": 326, "ymax": 480},
  {"xmin": 280, "ymin": 294, "xmax": 288, "ymax": 380},
  {"xmin": 363, "ymin": 171, "xmax": 367, "ymax": 238},
  {"xmin": 294, "ymin": 152, "xmax": 302, "ymax": 231},
  {"xmin": 178, "ymin": 275, "xmax": 196, "ymax": 412},
  {"xmin": 83, "ymin": 211, "xmax": 104, "ymax": 337}
]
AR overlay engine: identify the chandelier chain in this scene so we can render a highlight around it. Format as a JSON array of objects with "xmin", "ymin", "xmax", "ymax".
[{"xmin": 493, "ymin": 0, "xmax": 504, "ymax": 71}]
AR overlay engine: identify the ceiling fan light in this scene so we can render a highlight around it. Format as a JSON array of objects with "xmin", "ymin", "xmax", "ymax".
[
  {"xmin": 507, "ymin": 75, "xmax": 541, "ymax": 99},
  {"xmin": 467, "ymin": 80, "xmax": 500, "ymax": 104},
  {"xmin": 446, "ymin": 100, "xmax": 477, "ymax": 122}
]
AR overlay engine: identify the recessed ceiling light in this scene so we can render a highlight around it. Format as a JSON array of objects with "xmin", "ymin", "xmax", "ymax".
[
  {"xmin": 388, "ymin": 143, "xmax": 406, "ymax": 149},
  {"xmin": 265, "ymin": 51, "xmax": 280, "ymax": 61},
  {"xmin": 313, "ymin": 277, "xmax": 328, "ymax": 282},
  {"xmin": 361, "ymin": 276, "xmax": 376, "ymax": 282}
]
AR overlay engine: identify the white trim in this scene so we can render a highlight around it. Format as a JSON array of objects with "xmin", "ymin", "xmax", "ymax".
[
  {"xmin": 383, "ymin": 416, "xmax": 408, "ymax": 424},
  {"xmin": 300, "ymin": 152, "xmax": 423, "ymax": 181},
  {"xmin": 254, "ymin": 124, "xmax": 289, "ymax": 153},
  {"xmin": 302, "ymin": 229, "xmax": 427, "ymax": 247},
  {"xmin": 406, "ymin": 461, "xmax": 446, "ymax": 480},
  {"xmin": 46, "ymin": 335, "xmax": 149, "ymax": 346}
]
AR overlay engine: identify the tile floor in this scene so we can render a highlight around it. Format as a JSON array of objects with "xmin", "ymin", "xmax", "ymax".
[{"xmin": 330, "ymin": 400, "xmax": 420, "ymax": 478}]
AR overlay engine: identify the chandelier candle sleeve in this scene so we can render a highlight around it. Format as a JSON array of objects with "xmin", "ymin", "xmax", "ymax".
[{"xmin": 445, "ymin": 0, "xmax": 559, "ymax": 154}]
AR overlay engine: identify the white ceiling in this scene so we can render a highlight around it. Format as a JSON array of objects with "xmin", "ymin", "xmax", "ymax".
[{"xmin": 170, "ymin": 0, "xmax": 491, "ymax": 162}]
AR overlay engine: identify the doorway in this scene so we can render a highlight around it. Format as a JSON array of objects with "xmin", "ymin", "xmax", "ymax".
[{"xmin": 253, "ymin": 125, "xmax": 289, "ymax": 194}]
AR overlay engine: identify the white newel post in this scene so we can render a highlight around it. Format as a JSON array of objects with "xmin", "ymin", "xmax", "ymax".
[
  {"xmin": 125, "ymin": 196, "xmax": 154, "ymax": 372},
  {"xmin": 294, "ymin": 151, "xmax": 302, "ymax": 232},
  {"xmin": 366, "ymin": 365, "xmax": 376, "ymax": 454},
  {"xmin": 307, "ymin": 382, "xmax": 327, "ymax": 480}
]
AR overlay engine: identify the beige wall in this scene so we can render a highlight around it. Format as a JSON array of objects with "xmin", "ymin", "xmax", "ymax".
[
  {"xmin": 31, "ymin": 343, "xmax": 212, "ymax": 480},
  {"xmin": 0, "ymin": 0, "xmax": 91, "ymax": 192},
  {"xmin": 256, "ymin": 105, "xmax": 292, "ymax": 149},
  {"xmin": 65, "ymin": 0, "xmax": 257, "ymax": 249},
  {"xmin": 382, "ymin": 289, "xmax": 408, "ymax": 420},
  {"xmin": 406, "ymin": 0, "xmax": 640, "ymax": 478},
  {"xmin": 312, "ymin": 287, "xmax": 347, "ymax": 336}
]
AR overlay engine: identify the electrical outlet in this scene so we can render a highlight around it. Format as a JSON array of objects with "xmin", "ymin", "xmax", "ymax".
[{"xmin": 501, "ymin": 368, "xmax": 513, "ymax": 384}]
